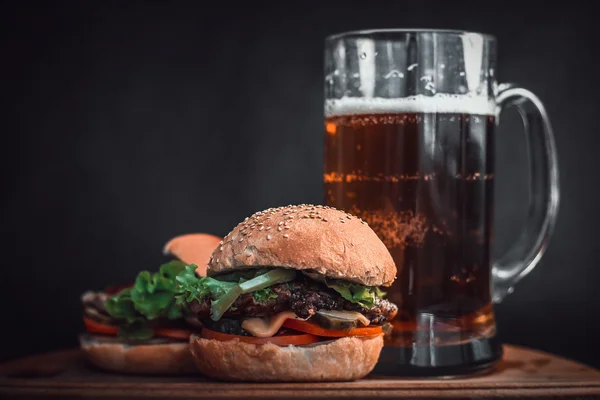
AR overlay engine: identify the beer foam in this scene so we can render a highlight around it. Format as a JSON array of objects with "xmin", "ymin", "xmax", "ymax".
[{"xmin": 325, "ymin": 94, "xmax": 496, "ymax": 117}]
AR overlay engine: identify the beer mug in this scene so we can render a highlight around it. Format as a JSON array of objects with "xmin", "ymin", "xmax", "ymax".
[{"xmin": 323, "ymin": 29, "xmax": 559, "ymax": 376}]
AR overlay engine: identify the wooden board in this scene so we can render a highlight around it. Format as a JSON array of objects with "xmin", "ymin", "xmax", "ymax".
[{"xmin": 1, "ymin": 345, "xmax": 599, "ymax": 399}]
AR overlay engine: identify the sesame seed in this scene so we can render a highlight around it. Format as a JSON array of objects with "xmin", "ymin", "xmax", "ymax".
[
  {"xmin": 259, "ymin": 226, "xmax": 264, "ymax": 231},
  {"xmin": 239, "ymin": 237, "xmax": 244, "ymax": 242},
  {"xmin": 310, "ymin": 214, "xmax": 315, "ymax": 218},
  {"xmin": 283, "ymin": 234, "xmax": 289, "ymax": 238},
  {"xmin": 323, "ymin": 218, "xmax": 328, "ymax": 222},
  {"xmin": 285, "ymin": 226, "xmax": 290, "ymax": 229},
  {"xmin": 288, "ymin": 215, "xmax": 294, "ymax": 219},
  {"xmin": 347, "ymin": 215, "xmax": 352, "ymax": 219},
  {"xmin": 278, "ymin": 221, "xmax": 284, "ymax": 226},
  {"xmin": 244, "ymin": 217, "xmax": 249, "ymax": 221},
  {"xmin": 258, "ymin": 222, "xmax": 263, "ymax": 225},
  {"xmin": 266, "ymin": 226, "xmax": 271, "ymax": 230},
  {"xmin": 267, "ymin": 235, "xmax": 272, "ymax": 240},
  {"xmin": 277, "ymin": 226, "xmax": 282, "ymax": 231},
  {"xmin": 341, "ymin": 220, "xmax": 345, "ymax": 223},
  {"xmin": 284, "ymin": 221, "xmax": 289, "ymax": 226},
  {"xmin": 248, "ymin": 232, "xmax": 252, "ymax": 236},
  {"xmin": 219, "ymin": 246, "xmax": 223, "ymax": 251},
  {"xmin": 219, "ymin": 241, "xmax": 223, "ymax": 245}
]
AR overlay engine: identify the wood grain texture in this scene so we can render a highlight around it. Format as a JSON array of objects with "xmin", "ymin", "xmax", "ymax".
[{"xmin": 0, "ymin": 345, "xmax": 599, "ymax": 399}]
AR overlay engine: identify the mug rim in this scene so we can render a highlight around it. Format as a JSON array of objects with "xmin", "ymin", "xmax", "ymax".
[{"xmin": 326, "ymin": 28, "xmax": 496, "ymax": 42}]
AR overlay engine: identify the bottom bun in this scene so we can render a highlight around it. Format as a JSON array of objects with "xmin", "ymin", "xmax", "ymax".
[
  {"xmin": 189, "ymin": 334, "xmax": 384, "ymax": 382},
  {"xmin": 79, "ymin": 334, "xmax": 198, "ymax": 375}
]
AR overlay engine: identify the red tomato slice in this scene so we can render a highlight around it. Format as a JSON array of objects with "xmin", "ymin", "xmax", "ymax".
[
  {"xmin": 154, "ymin": 328, "xmax": 195, "ymax": 340},
  {"xmin": 200, "ymin": 328, "xmax": 319, "ymax": 346},
  {"xmin": 83, "ymin": 317, "xmax": 119, "ymax": 336},
  {"xmin": 84, "ymin": 316, "xmax": 196, "ymax": 340},
  {"xmin": 282, "ymin": 319, "xmax": 383, "ymax": 337}
]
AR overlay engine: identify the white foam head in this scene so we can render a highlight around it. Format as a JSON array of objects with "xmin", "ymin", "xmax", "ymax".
[{"xmin": 325, "ymin": 94, "xmax": 496, "ymax": 117}]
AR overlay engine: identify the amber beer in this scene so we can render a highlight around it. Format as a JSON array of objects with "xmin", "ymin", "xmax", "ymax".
[
  {"xmin": 323, "ymin": 29, "xmax": 559, "ymax": 376},
  {"xmin": 324, "ymin": 96, "xmax": 497, "ymax": 356}
]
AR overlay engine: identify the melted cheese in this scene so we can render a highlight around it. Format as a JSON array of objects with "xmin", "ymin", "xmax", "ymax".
[{"xmin": 241, "ymin": 311, "xmax": 298, "ymax": 338}]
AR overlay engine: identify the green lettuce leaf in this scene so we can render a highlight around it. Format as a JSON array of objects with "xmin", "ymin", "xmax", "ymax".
[
  {"xmin": 104, "ymin": 260, "xmax": 188, "ymax": 340},
  {"xmin": 104, "ymin": 288, "xmax": 137, "ymax": 323},
  {"xmin": 325, "ymin": 280, "xmax": 385, "ymax": 309},
  {"xmin": 175, "ymin": 265, "xmax": 237, "ymax": 305},
  {"xmin": 129, "ymin": 260, "xmax": 187, "ymax": 320},
  {"xmin": 252, "ymin": 287, "xmax": 278, "ymax": 304}
]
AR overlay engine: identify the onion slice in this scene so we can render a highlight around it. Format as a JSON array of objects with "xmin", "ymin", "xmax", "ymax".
[{"xmin": 316, "ymin": 310, "xmax": 370, "ymax": 326}]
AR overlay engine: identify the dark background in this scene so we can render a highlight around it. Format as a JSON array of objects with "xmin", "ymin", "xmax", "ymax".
[{"xmin": 2, "ymin": 0, "xmax": 599, "ymax": 369}]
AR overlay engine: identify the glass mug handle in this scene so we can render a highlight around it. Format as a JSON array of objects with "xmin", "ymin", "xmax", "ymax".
[{"xmin": 492, "ymin": 83, "xmax": 561, "ymax": 303}]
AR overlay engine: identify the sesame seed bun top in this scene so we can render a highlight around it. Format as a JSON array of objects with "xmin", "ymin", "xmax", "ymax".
[{"xmin": 207, "ymin": 204, "xmax": 397, "ymax": 287}]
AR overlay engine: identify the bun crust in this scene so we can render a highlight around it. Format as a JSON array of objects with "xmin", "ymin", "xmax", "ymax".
[
  {"xmin": 79, "ymin": 335, "xmax": 198, "ymax": 375},
  {"xmin": 208, "ymin": 205, "xmax": 396, "ymax": 287},
  {"xmin": 189, "ymin": 334, "xmax": 384, "ymax": 382}
]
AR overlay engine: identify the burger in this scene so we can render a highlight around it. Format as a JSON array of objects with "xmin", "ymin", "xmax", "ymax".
[
  {"xmin": 187, "ymin": 204, "xmax": 398, "ymax": 382},
  {"xmin": 79, "ymin": 233, "xmax": 221, "ymax": 375}
]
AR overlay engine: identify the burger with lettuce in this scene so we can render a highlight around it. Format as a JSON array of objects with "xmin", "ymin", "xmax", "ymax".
[
  {"xmin": 79, "ymin": 234, "xmax": 221, "ymax": 375},
  {"xmin": 190, "ymin": 204, "xmax": 398, "ymax": 381}
]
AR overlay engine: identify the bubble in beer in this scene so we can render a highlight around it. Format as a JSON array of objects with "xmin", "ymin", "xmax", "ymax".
[
  {"xmin": 384, "ymin": 70, "xmax": 404, "ymax": 79},
  {"xmin": 359, "ymin": 52, "xmax": 367, "ymax": 60}
]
